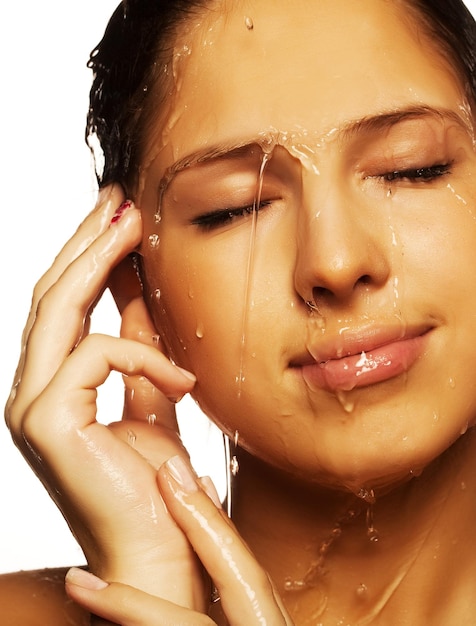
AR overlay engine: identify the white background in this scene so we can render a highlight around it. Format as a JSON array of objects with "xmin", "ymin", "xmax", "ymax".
[{"xmin": 1, "ymin": 0, "xmax": 476, "ymax": 574}]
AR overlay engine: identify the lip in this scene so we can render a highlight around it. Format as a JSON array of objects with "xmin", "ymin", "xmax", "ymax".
[{"xmin": 292, "ymin": 325, "xmax": 432, "ymax": 393}]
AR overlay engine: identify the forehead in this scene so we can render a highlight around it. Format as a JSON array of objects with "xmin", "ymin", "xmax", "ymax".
[{"xmin": 152, "ymin": 0, "xmax": 465, "ymax": 168}]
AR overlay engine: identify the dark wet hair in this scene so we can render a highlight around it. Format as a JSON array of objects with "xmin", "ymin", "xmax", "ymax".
[
  {"xmin": 86, "ymin": 0, "xmax": 476, "ymax": 191},
  {"xmin": 86, "ymin": 0, "xmax": 208, "ymax": 192}
]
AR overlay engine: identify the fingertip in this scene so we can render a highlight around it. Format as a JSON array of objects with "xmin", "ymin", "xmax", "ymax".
[
  {"xmin": 65, "ymin": 567, "xmax": 109, "ymax": 592},
  {"xmin": 176, "ymin": 366, "xmax": 197, "ymax": 384}
]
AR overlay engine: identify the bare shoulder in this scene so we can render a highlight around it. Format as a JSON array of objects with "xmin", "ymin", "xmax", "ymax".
[{"xmin": 0, "ymin": 567, "xmax": 89, "ymax": 626}]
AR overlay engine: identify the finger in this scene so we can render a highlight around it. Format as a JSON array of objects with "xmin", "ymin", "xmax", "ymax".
[
  {"xmin": 158, "ymin": 457, "xmax": 293, "ymax": 626},
  {"xmin": 24, "ymin": 185, "xmax": 124, "ymax": 349},
  {"xmin": 109, "ymin": 256, "xmax": 179, "ymax": 428},
  {"xmin": 7, "ymin": 201, "xmax": 142, "ymax": 427},
  {"xmin": 5, "ymin": 186, "xmax": 126, "ymax": 419},
  {"xmin": 19, "ymin": 334, "xmax": 195, "ymax": 446},
  {"xmin": 65, "ymin": 568, "xmax": 215, "ymax": 626}
]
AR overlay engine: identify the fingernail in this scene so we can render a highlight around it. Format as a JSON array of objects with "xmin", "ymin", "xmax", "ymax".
[
  {"xmin": 165, "ymin": 455, "xmax": 198, "ymax": 493},
  {"xmin": 110, "ymin": 199, "xmax": 133, "ymax": 224},
  {"xmin": 200, "ymin": 475, "xmax": 222, "ymax": 508},
  {"xmin": 166, "ymin": 393, "xmax": 185, "ymax": 404},
  {"xmin": 65, "ymin": 567, "xmax": 109, "ymax": 590},
  {"xmin": 176, "ymin": 366, "xmax": 196, "ymax": 382}
]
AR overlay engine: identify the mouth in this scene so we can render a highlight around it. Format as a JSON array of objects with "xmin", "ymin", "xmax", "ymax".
[{"xmin": 291, "ymin": 325, "xmax": 433, "ymax": 393}]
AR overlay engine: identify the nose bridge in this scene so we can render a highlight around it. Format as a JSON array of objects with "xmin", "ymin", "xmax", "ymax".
[{"xmin": 294, "ymin": 173, "xmax": 390, "ymax": 303}]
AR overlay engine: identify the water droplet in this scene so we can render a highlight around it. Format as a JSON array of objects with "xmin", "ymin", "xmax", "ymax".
[
  {"xmin": 154, "ymin": 210, "xmax": 162, "ymax": 224},
  {"xmin": 148, "ymin": 233, "xmax": 160, "ymax": 248},
  {"xmin": 147, "ymin": 413, "xmax": 157, "ymax": 426},
  {"xmin": 356, "ymin": 583, "xmax": 368, "ymax": 598},
  {"xmin": 284, "ymin": 578, "xmax": 307, "ymax": 591},
  {"xmin": 448, "ymin": 377, "xmax": 456, "ymax": 389},
  {"xmin": 367, "ymin": 527, "xmax": 380, "ymax": 542},
  {"xmin": 336, "ymin": 389, "xmax": 354, "ymax": 413},
  {"xmin": 245, "ymin": 15, "xmax": 254, "ymax": 30},
  {"xmin": 195, "ymin": 325, "xmax": 204, "ymax": 339},
  {"xmin": 154, "ymin": 288, "xmax": 161, "ymax": 301},
  {"xmin": 356, "ymin": 488, "xmax": 376, "ymax": 503},
  {"xmin": 127, "ymin": 429, "xmax": 137, "ymax": 446},
  {"xmin": 231, "ymin": 455, "xmax": 239, "ymax": 476}
]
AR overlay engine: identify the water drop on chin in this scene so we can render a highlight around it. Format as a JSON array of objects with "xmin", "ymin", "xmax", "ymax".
[{"xmin": 335, "ymin": 389, "xmax": 354, "ymax": 413}]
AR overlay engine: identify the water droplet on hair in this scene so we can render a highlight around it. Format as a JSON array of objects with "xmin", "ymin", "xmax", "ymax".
[
  {"xmin": 336, "ymin": 389, "xmax": 354, "ymax": 413},
  {"xmin": 148, "ymin": 233, "xmax": 160, "ymax": 248},
  {"xmin": 147, "ymin": 413, "xmax": 157, "ymax": 426},
  {"xmin": 143, "ymin": 84, "xmax": 148, "ymax": 93},
  {"xmin": 245, "ymin": 15, "xmax": 254, "ymax": 30}
]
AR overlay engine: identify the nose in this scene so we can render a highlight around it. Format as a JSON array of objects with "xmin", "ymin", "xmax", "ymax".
[{"xmin": 294, "ymin": 183, "xmax": 390, "ymax": 309}]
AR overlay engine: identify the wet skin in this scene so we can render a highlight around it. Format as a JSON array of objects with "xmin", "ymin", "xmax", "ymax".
[
  {"xmin": 139, "ymin": 0, "xmax": 476, "ymax": 494},
  {"xmin": 4, "ymin": 1, "xmax": 476, "ymax": 624}
]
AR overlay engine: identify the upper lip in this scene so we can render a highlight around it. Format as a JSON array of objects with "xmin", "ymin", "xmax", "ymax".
[{"xmin": 289, "ymin": 323, "xmax": 433, "ymax": 367}]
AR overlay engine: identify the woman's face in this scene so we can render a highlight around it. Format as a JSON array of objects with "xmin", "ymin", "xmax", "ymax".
[{"xmin": 139, "ymin": 0, "xmax": 476, "ymax": 493}]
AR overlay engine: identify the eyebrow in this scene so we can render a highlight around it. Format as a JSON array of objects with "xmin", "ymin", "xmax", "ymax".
[{"xmin": 166, "ymin": 105, "xmax": 472, "ymax": 175}]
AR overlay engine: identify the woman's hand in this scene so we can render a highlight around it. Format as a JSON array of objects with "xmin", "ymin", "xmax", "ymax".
[
  {"xmin": 65, "ymin": 456, "xmax": 294, "ymax": 626},
  {"xmin": 5, "ymin": 186, "xmax": 206, "ymax": 610}
]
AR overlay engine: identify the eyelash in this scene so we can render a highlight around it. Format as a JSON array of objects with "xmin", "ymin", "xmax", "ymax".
[
  {"xmin": 191, "ymin": 163, "xmax": 452, "ymax": 231},
  {"xmin": 191, "ymin": 200, "xmax": 272, "ymax": 230},
  {"xmin": 378, "ymin": 163, "xmax": 452, "ymax": 183}
]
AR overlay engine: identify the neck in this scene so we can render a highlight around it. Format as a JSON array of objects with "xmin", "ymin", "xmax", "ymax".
[{"xmin": 231, "ymin": 429, "xmax": 476, "ymax": 625}]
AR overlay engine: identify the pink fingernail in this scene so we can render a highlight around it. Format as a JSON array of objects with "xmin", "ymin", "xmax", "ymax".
[
  {"xmin": 200, "ymin": 475, "xmax": 222, "ymax": 508},
  {"xmin": 110, "ymin": 199, "xmax": 133, "ymax": 224},
  {"xmin": 65, "ymin": 567, "xmax": 109, "ymax": 591},
  {"xmin": 176, "ymin": 366, "xmax": 196, "ymax": 382},
  {"xmin": 165, "ymin": 455, "xmax": 198, "ymax": 493}
]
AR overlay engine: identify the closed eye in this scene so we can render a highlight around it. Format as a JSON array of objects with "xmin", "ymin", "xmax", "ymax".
[
  {"xmin": 380, "ymin": 163, "xmax": 452, "ymax": 183},
  {"xmin": 191, "ymin": 200, "xmax": 273, "ymax": 231}
]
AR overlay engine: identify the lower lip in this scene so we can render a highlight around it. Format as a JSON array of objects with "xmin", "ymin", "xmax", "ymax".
[{"xmin": 300, "ymin": 334, "xmax": 428, "ymax": 393}]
